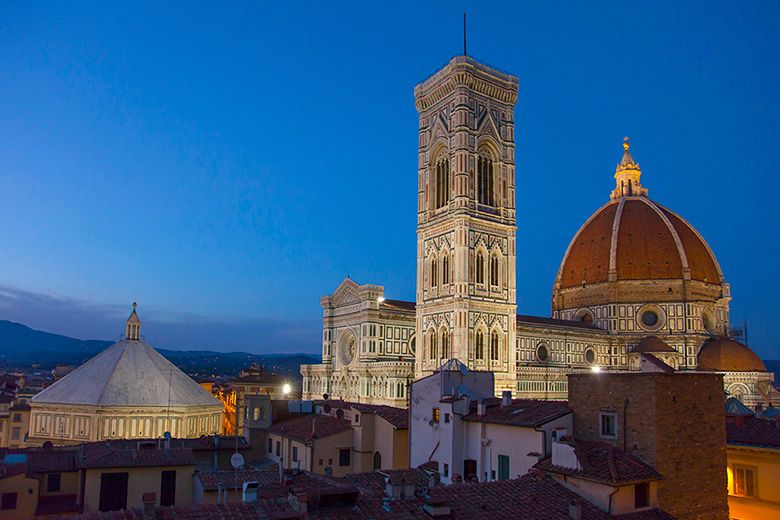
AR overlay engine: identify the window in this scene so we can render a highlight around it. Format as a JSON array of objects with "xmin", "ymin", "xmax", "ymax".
[
  {"xmin": 431, "ymin": 258, "xmax": 438, "ymax": 288},
  {"xmin": 490, "ymin": 255, "xmax": 499, "ymax": 286},
  {"xmin": 441, "ymin": 330, "xmax": 449, "ymax": 359},
  {"xmin": 536, "ymin": 343, "xmax": 549, "ymax": 363},
  {"xmin": 1, "ymin": 492, "xmax": 17, "ymax": 510},
  {"xmin": 476, "ymin": 252, "xmax": 485, "ymax": 284},
  {"xmin": 339, "ymin": 448, "xmax": 351, "ymax": 467},
  {"xmin": 641, "ymin": 310, "xmax": 658, "ymax": 327},
  {"xmin": 442, "ymin": 255, "xmax": 449, "ymax": 285},
  {"xmin": 435, "ymin": 157, "xmax": 450, "ymax": 208},
  {"xmin": 733, "ymin": 465, "xmax": 756, "ymax": 497},
  {"xmin": 354, "ymin": 413, "xmax": 360, "ymax": 424},
  {"xmin": 11, "ymin": 427, "xmax": 20, "ymax": 440},
  {"xmin": 634, "ymin": 482, "xmax": 649, "ymax": 508},
  {"xmin": 444, "ymin": 413, "xmax": 450, "ymax": 424},
  {"xmin": 373, "ymin": 451, "xmax": 382, "ymax": 470},
  {"xmin": 432, "ymin": 408, "xmax": 441, "ymax": 423},
  {"xmin": 443, "ymin": 463, "xmax": 449, "ymax": 477},
  {"xmin": 429, "ymin": 331, "xmax": 438, "ymax": 360},
  {"xmin": 477, "ymin": 155, "xmax": 495, "ymax": 206},
  {"xmin": 12, "ymin": 413, "xmax": 21, "ymax": 423},
  {"xmin": 268, "ymin": 439, "xmax": 273, "ymax": 453},
  {"xmin": 585, "ymin": 348, "xmax": 596, "ymax": 365},
  {"xmin": 47, "ymin": 473, "xmax": 61, "ymax": 493},
  {"xmin": 490, "ymin": 332, "xmax": 500, "ymax": 361},
  {"xmin": 599, "ymin": 412, "xmax": 617, "ymax": 439},
  {"xmin": 498, "ymin": 455, "xmax": 510, "ymax": 481},
  {"xmin": 319, "ymin": 459, "xmax": 323, "ymax": 466},
  {"xmin": 476, "ymin": 331, "xmax": 485, "ymax": 360},
  {"xmin": 275, "ymin": 440, "xmax": 280, "ymax": 457},
  {"xmin": 292, "ymin": 446, "xmax": 298, "ymax": 462}
]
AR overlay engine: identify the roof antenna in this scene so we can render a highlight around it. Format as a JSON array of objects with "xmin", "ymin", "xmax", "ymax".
[{"xmin": 463, "ymin": 12, "xmax": 468, "ymax": 56}]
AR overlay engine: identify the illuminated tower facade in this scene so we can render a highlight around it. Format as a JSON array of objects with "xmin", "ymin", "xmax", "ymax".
[{"xmin": 414, "ymin": 56, "xmax": 519, "ymax": 392}]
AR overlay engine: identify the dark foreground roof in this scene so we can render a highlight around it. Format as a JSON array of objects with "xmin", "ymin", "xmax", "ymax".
[
  {"xmin": 462, "ymin": 398, "xmax": 571, "ymax": 427},
  {"xmin": 727, "ymin": 417, "xmax": 780, "ymax": 449}
]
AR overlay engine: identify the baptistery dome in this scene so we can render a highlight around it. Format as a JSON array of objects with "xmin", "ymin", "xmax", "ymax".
[{"xmin": 552, "ymin": 139, "xmax": 730, "ymax": 334}]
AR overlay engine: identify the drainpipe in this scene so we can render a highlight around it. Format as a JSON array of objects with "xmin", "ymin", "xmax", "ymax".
[{"xmin": 607, "ymin": 485, "xmax": 620, "ymax": 514}]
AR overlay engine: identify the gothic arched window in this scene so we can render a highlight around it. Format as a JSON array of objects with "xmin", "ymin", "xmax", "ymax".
[
  {"xmin": 435, "ymin": 157, "xmax": 450, "ymax": 209},
  {"xmin": 442, "ymin": 255, "xmax": 449, "ymax": 285},
  {"xmin": 429, "ymin": 331, "xmax": 438, "ymax": 360},
  {"xmin": 490, "ymin": 332, "xmax": 500, "ymax": 361},
  {"xmin": 476, "ymin": 251, "xmax": 485, "ymax": 285},
  {"xmin": 477, "ymin": 155, "xmax": 495, "ymax": 206},
  {"xmin": 441, "ymin": 330, "xmax": 449, "ymax": 359},
  {"xmin": 431, "ymin": 257, "xmax": 438, "ymax": 289},
  {"xmin": 490, "ymin": 254, "xmax": 499, "ymax": 287},
  {"xmin": 475, "ymin": 331, "xmax": 485, "ymax": 360}
]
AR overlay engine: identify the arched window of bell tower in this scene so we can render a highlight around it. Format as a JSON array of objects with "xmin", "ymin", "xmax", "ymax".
[
  {"xmin": 441, "ymin": 329, "xmax": 449, "ymax": 359},
  {"xmin": 490, "ymin": 252, "xmax": 500, "ymax": 287},
  {"xmin": 441, "ymin": 253, "xmax": 450, "ymax": 286},
  {"xmin": 430, "ymin": 256, "xmax": 438, "ymax": 289},
  {"xmin": 428, "ymin": 329, "xmax": 438, "ymax": 361},
  {"xmin": 475, "ymin": 250, "xmax": 486, "ymax": 285},
  {"xmin": 475, "ymin": 330, "xmax": 486, "ymax": 360},
  {"xmin": 477, "ymin": 153, "xmax": 495, "ymax": 207},
  {"xmin": 434, "ymin": 155, "xmax": 450, "ymax": 209},
  {"xmin": 490, "ymin": 330, "xmax": 500, "ymax": 361}
]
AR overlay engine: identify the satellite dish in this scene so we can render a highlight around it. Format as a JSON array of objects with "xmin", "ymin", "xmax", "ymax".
[{"xmin": 230, "ymin": 453, "xmax": 245, "ymax": 469}]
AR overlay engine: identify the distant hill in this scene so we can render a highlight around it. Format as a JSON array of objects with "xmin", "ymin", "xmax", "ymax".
[{"xmin": 0, "ymin": 319, "xmax": 318, "ymax": 377}]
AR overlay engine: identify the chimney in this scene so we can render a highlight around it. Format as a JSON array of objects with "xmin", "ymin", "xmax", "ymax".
[
  {"xmin": 423, "ymin": 496, "xmax": 452, "ymax": 517},
  {"xmin": 477, "ymin": 399, "xmax": 487, "ymax": 416},
  {"xmin": 755, "ymin": 404, "xmax": 764, "ymax": 419},
  {"xmin": 501, "ymin": 391, "xmax": 512, "ymax": 408},
  {"xmin": 142, "ymin": 492, "xmax": 156, "ymax": 520},
  {"xmin": 311, "ymin": 416, "xmax": 316, "ymax": 438},
  {"xmin": 568, "ymin": 501, "xmax": 582, "ymax": 520}
]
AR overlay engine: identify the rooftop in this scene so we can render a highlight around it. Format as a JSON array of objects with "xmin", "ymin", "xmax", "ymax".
[
  {"xmin": 462, "ymin": 398, "xmax": 571, "ymax": 428},
  {"xmin": 726, "ymin": 416, "xmax": 780, "ymax": 449},
  {"xmin": 534, "ymin": 441, "xmax": 663, "ymax": 486},
  {"xmin": 198, "ymin": 464, "xmax": 279, "ymax": 491},
  {"xmin": 269, "ymin": 414, "xmax": 352, "ymax": 442}
]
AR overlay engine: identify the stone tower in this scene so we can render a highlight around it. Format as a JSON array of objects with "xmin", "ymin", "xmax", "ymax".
[{"xmin": 414, "ymin": 56, "xmax": 519, "ymax": 393}]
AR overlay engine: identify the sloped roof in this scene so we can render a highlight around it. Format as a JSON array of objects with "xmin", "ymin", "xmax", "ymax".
[
  {"xmin": 269, "ymin": 414, "xmax": 352, "ymax": 442},
  {"xmin": 535, "ymin": 441, "xmax": 662, "ymax": 485},
  {"xmin": 725, "ymin": 397, "xmax": 753, "ymax": 417},
  {"xmin": 462, "ymin": 398, "xmax": 571, "ymax": 427},
  {"xmin": 32, "ymin": 339, "xmax": 221, "ymax": 408},
  {"xmin": 726, "ymin": 417, "xmax": 780, "ymax": 449},
  {"xmin": 633, "ymin": 337, "xmax": 676, "ymax": 353}
]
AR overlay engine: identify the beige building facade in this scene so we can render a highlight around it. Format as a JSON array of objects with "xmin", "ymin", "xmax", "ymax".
[{"xmin": 300, "ymin": 53, "xmax": 774, "ymax": 408}]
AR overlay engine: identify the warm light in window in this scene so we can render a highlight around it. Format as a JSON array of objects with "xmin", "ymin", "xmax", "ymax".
[
  {"xmin": 282, "ymin": 384, "xmax": 291, "ymax": 395},
  {"xmin": 591, "ymin": 366, "xmax": 602, "ymax": 373}
]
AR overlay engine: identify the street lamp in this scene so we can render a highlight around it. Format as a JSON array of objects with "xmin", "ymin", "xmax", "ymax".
[{"xmin": 282, "ymin": 383, "xmax": 291, "ymax": 396}]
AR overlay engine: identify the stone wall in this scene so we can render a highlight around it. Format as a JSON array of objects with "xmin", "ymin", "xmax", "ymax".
[{"xmin": 568, "ymin": 372, "xmax": 729, "ymax": 520}]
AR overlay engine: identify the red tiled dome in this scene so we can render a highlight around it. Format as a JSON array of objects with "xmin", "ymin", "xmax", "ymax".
[
  {"xmin": 698, "ymin": 337, "xmax": 767, "ymax": 372},
  {"xmin": 556, "ymin": 197, "xmax": 722, "ymax": 290}
]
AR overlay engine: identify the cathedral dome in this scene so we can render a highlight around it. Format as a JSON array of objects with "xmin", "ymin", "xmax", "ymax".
[
  {"xmin": 697, "ymin": 337, "xmax": 767, "ymax": 372},
  {"xmin": 552, "ymin": 139, "xmax": 726, "ymax": 313}
]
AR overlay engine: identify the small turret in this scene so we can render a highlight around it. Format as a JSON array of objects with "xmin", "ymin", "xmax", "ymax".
[{"xmin": 125, "ymin": 303, "xmax": 141, "ymax": 340}]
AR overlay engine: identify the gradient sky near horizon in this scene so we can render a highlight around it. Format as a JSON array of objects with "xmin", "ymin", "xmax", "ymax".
[{"xmin": 1, "ymin": 1, "xmax": 778, "ymax": 358}]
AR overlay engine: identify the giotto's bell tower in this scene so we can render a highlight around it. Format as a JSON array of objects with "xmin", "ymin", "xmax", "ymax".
[{"xmin": 414, "ymin": 56, "xmax": 519, "ymax": 393}]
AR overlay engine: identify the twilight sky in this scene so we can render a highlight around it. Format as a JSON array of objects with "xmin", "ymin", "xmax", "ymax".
[{"xmin": 1, "ymin": 2, "xmax": 778, "ymax": 358}]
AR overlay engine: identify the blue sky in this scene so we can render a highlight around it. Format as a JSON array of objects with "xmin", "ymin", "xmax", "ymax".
[{"xmin": 0, "ymin": 1, "xmax": 778, "ymax": 358}]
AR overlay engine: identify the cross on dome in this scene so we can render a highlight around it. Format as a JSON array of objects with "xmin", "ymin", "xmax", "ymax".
[
  {"xmin": 125, "ymin": 302, "xmax": 141, "ymax": 340},
  {"xmin": 610, "ymin": 137, "xmax": 648, "ymax": 200}
]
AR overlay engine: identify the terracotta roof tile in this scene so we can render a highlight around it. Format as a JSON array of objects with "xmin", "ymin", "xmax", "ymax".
[
  {"xmin": 198, "ymin": 465, "xmax": 280, "ymax": 491},
  {"xmin": 633, "ymin": 337, "xmax": 676, "ymax": 354},
  {"xmin": 269, "ymin": 414, "xmax": 352, "ymax": 443},
  {"xmin": 698, "ymin": 337, "xmax": 767, "ymax": 372},
  {"xmin": 726, "ymin": 417, "xmax": 780, "ymax": 449},
  {"xmin": 534, "ymin": 441, "xmax": 662, "ymax": 485},
  {"xmin": 462, "ymin": 398, "xmax": 571, "ymax": 427}
]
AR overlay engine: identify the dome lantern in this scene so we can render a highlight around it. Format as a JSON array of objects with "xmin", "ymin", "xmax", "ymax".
[
  {"xmin": 610, "ymin": 137, "xmax": 648, "ymax": 200},
  {"xmin": 125, "ymin": 302, "xmax": 140, "ymax": 340}
]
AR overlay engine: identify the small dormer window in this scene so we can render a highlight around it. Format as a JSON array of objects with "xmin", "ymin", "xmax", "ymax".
[{"xmin": 354, "ymin": 413, "xmax": 360, "ymax": 424}]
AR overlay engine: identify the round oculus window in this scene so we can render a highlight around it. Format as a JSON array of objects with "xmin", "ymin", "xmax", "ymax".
[
  {"xmin": 537, "ymin": 344, "xmax": 550, "ymax": 362},
  {"xmin": 585, "ymin": 348, "xmax": 596, "ymax": 365},
  {"xmin": 641, "ymin": 310, "xmax": 659, "ymax": 327}
]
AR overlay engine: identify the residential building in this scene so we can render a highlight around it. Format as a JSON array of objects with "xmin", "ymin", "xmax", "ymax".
[
  {"xmin": 725, "ymin": 405, "xmax": 780, "ymax": 519},
  {"xmin": 268, "ymin": 414, "xmax": 353, "ymax": 477},
  {"xmin": 568, "ymin": 372, "xmax": 730, "ymax": 519},
  {"xmin": 409, "ymin": 359, "xmax": 572, "ymax": 483},
  {"xmin": 0, "ymin": 454, "xmax": 39, "ymax": 520}
]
